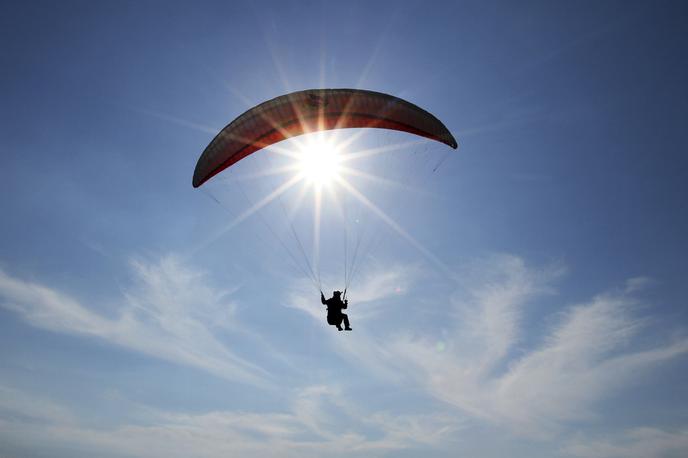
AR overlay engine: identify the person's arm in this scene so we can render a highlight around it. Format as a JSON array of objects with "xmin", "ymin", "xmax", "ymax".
[
  {"xmin": 343, "ymin": 299, "xmax": 348, "ymax": 309},
  {"xmin": 321, "ymin": 292, "xmax": 326, "ymax": 305}
]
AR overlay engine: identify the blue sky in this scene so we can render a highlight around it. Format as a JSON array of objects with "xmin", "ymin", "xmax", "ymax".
[{"xmin": 1, "ymin": 1, "xmax": 688, "ymax": 457}]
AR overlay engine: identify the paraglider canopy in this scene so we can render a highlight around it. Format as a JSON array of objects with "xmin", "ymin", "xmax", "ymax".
[{"xmin": 193, "ymin": 88, "xmax": 457, "ymax": 188}]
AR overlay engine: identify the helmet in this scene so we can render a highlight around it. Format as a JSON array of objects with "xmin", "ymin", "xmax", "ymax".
[{"xmin": 333, "ymin": 290, "xmax": 341, "ymax": 296}]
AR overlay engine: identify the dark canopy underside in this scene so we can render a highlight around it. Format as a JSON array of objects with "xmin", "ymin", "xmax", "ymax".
[{"xmin": 193, "ymin": 88, "xmax": 457, "ymax": 187}]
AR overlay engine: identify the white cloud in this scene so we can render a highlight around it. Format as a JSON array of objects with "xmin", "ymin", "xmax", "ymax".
[
  {"xmin": 283, "ymin": 262, "xmax": 433, "ymax": 383},
  {"xmin": 286, "ymin": 261, "xmax": 418, "ymax": 323},
  {"xmin": 562, "ymin": 427, "xmax": 688, "ymax": 458},
  {"xmin": 0, "ymin": 268, "xmax": 113, "ymax": 337},
  {"xmin": 347, "ymin": 262, "xmax": 419, "ymax": 305},
  {"xmin": 0, "ymin": 385, "xmax": 75, "ymax": 426},
  {"xmin": 3, "ymin": 252, "xmax": 687, "ymax": 455},
  {"xmin": 0, "ymin": 256, "xmax": 271, "ymax": 386},
  {"xmin": 387, "ymin": 256, "xmax": 688, "ymax": 436},
  {"xmin": 0, "ymin": 383, "xmax": 462, "ymax": 458},
  {"xmin": 304, "ymin": 254, "xmax": 688, "ymax": 438}
]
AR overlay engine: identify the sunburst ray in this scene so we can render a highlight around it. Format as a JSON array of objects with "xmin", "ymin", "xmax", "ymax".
[
  {"xmin": 338, "ymin": 138, "xmax": 427, "ymax": 163},
  {"xmin": 335, "ymin": 176, "xmax": 453, "ymax": 278},
  {"xmin": 191, "ymin": 174, "xmax": 305, "ymax": 255}
]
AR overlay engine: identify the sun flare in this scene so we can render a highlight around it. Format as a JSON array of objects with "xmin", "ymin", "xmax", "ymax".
[{"xmin": 296, "ymin": 134, "xmax": 343, "ymax": 187}]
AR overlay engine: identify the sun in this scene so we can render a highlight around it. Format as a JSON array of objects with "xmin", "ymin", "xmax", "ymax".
[{"xmin": 296, "ymin": 134, "xmax": 343, "ymax": 187}]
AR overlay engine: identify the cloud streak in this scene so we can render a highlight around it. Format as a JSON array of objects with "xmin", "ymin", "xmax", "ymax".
[
  {"xmin": 2, "ymin": 252, "xmax": 687, "ymax": 455},
  {"xmin": 562, "ymin": 427, "xmax": 688, "ymax": 458},
  {"xmin": 0, "ymin": 383, "xmax": 462, "ymax": 458},
  {"xmin": 395, "ymin": 257, "xmax": 687, "ymax": 435},
  {"xmin": 0, "ymin": 256, "xmax": 271, "ymax": 386},
  {"xmin": 304, "ymin": 254, "xmax": 688, "ymax": 438}
]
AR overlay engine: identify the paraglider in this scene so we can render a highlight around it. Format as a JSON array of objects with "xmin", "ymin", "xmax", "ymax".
[{"xmin": 193, "ymin": 88, "xmax": 457, "ymax": 331}]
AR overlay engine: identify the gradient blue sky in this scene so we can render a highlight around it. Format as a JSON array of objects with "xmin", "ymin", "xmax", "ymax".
[{"xmin": 2, "ymin": 1, "xmax": 688, "ymax": 457}]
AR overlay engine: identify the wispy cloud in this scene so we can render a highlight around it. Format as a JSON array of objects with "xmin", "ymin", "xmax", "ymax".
[
  {"xmin": 0, "ymin": 383, "xmax": 462, "ymax": 458},
  {"xmin": 305, "ymin": 254, "xmax": 688, "ymax": 438},
  {"xmin": 286, "ymin": 261, "xmax": 418, "ymax": 321},
  {"xmin": 0, "ymin": 385, "xmax": 76, "ymax": 426},
  {"xmin": 349, "ymin": 262, "xmax": 419, "ymax": 305},
  {"xmin": 562, "ymin": 427, "xmax": 688, "ymax": 458},
  {"xmin": 284, "ymin": 262, "xmax": 427, "ymax": 381},
  {"xmin": 0, "ymin": 256, "xmax": 271, "ymax": 386},
  {"xmin": 388, "ymin": 256, "xmax": 688, "ymax": 436},
  {"xmin": 3, "ymin": 252, "xmax": 687, "ymax": 455}
]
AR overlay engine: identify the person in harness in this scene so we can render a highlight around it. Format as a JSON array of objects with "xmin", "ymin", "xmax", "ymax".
[{"xmin": 321, "ymin": 290, "xmax": 352, "ymax": 331}]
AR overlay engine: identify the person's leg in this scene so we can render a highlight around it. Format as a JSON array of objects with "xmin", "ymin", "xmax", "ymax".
[
  {"xmin": 328, "ymin": 314, "xmax": 340, "ymax": 326},
  {"xmin": 342, "ymin": 313, "xmax": 351, "ymax": 330}
]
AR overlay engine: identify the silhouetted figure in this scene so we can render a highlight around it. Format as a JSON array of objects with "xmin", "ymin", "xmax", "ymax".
[{"xmin": 321, "ymin": 290, "xmax": 352, "ymax": 331}]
